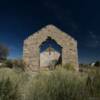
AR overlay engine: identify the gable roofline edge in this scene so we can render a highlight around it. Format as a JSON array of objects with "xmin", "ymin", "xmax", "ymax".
[{"xmin": 24, "ymin": 24, "xmax": 77, "ymax": 43}]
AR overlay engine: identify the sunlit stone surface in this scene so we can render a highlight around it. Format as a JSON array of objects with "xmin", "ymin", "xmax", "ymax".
[{"xmin": 23, "ymin": 25, "xmax": 79, "ymax": 72}]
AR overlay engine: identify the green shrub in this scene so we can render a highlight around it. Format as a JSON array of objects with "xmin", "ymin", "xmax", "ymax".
[
  {"xmin": 63, "ymin": 63, "xmax": 75, "ymax": 71},
  {"xmin": 0, "ymin": 66, "xmax": 100, "ymax": 100},
  {"xmin": 0, "ymin": 68, "xmax": 30, "ymax": 100},
  {"xmin": 12, "ymin": 60, "xmax": 25, "ymax": 71},
  {"xmin": 0, "ymin": 44, "xmax": 9, "ymax": 61},
  {"xmin": 0, "ymin": 59, "xmax": 25, "ymax": 71},
  {"xmin": 4, "ymin": 60, "xmax": 13, "ymax": 68},
  {"xmin": 48, "ymin": 60, "xmax": 58, "ymax": 70},
  {"xmin": 86, "ymin": 68, "xmax": 100, "ymax": 98},
  {"xmin": 27, "ymin": 68, "xmax": 87, "ymax": 100},
  {"xmin": 0, "ymin": 78, "xmax": 20, "ymax": 100},
  {"xmin": 95, "ymin": 61, "xmax": 100, "ymax": 67}
]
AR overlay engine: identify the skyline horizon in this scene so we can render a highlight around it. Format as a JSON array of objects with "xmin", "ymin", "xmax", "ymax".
[{"xmin": 4, "ymin": 24, "xmax": 99, "ymax": 64}]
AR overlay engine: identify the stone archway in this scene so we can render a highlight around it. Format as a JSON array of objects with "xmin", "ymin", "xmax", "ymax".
[
  {"xmin": 39, "ymin": 37, "xmax": 62, "ymax": 68},
  {"xmin": 23, "ymin": 25, "xmax": 79, "ymax": 72}
]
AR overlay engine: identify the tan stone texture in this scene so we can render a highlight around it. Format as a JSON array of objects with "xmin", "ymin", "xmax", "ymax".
[{"xmin": 23, "ymin": 25, "xmax": 79, "ymax": 72}]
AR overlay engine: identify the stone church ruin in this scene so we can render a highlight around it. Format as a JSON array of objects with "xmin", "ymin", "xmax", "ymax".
[{"xmin": 23, "ymin": 25, "xmax": 78, "ymax": 71}]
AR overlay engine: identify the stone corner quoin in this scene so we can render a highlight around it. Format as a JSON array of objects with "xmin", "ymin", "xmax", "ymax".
[{"xmin": 23, "ymin": 24, "xmax": 79, "ymax": 72}]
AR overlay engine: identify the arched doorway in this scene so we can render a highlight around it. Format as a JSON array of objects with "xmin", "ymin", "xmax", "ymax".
[{"xmin": 39, "ymin": 37, "xmax": 62, "ymax": 68}]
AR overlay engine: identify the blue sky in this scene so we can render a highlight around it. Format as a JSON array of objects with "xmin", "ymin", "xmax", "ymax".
[{"xmin": 0, "ymin": 0, "xmax": 100, "ymax": 64}]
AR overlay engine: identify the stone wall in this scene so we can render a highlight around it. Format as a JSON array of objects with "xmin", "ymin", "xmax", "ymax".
[
  {"xmin": 40, "ymin": 51, "xmax": 60, "ymax": 67},
  {"xmin": 23, "ymin": 25, "xmax": 79, "ymax": 72}
]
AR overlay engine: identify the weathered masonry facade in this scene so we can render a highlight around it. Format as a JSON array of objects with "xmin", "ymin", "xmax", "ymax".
[{"xmin": 23, "ymin": 25, "xmax": 79, "ymax": 71}]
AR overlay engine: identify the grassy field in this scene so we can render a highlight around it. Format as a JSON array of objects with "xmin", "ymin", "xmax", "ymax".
[{"xmin": 0, "ymin": 65, "xmax": 100, "ymax": 100}]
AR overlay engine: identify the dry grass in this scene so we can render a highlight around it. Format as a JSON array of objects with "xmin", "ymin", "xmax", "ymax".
[{"xmin": 0, "ymin": 65, "xmax": 99, "ymax": 100}]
